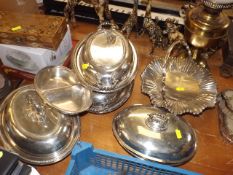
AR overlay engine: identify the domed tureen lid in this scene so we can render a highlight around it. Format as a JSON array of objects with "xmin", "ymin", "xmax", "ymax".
[
  {"xmin": 112, "ymin": 105, "xmax": 197, "ymax": 165},
  {"xmin": 0, "ymin": 85, "xmax": 80, "ymax": 165},
  {"xmin": 83, "ymin": 25, "xmax": 131, "ymax": 72},
  {"xmin": 72, "ymin": 22, "xmax": 138, "ymax": 93}
]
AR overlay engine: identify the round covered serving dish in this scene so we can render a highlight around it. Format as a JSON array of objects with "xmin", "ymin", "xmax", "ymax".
[
  {"xmin": 72, "ymin": 22, "xmax": 138, "ymax": 93},
  {"xmin": 71, "ymin": 22, "xmax": 138, "ymax": 113},
  {"xmin": 113, "ymin": 105, "xmax": 197, "ymax": 165},
  {"xmin": 0, "ymin": 85, "xmax": 80, "ymax": 165}
]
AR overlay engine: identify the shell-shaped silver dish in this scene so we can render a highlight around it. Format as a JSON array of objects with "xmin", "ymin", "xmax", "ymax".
[{"xmin": 141, "ymin": 56, "xmax": 217, "ymax": 115}]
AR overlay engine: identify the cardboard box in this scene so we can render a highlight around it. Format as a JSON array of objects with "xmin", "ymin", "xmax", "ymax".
[
  {"xmin": 1, "ymin": 54, "xmax": 71, "ymax": 81},
  {"xmin": 0, "ymin": 27, "xmax": 72, "ymax": 74},
  {"xmin": 0, "ymin": 11, "xmax": 67, "ymax": 50}
]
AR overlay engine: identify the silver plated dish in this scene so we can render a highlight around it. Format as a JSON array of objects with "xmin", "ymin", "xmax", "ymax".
[
  {"xmin": 71, "ymin": 22, "xmax": 138, "ymax": 93},
  {"xmin": 34, "ymin": 66, "xmax": 93, "ymax": 115},
  {"xmin": 113, "ymin": 105, "xmax": 197, "ymax": 165},
  {"xmin": 89, "ymin": 81, "xmax": 134, "ymax": 114},
  {"xmin": 71, "ymin": 22, "xmax": 137, "ymax": 114},
  {"xmin": 141, "ymin": 40, "xmax": 217, "ymax": 115},
  {"xmin": 0, "ymin": 85, "xmax": 80, "ymax": 165}
]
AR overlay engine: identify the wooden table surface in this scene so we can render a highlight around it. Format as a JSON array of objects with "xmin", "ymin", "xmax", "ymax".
[{"xmin": 36, "ymin": 21, "xmax": 233, "ymax": 175}]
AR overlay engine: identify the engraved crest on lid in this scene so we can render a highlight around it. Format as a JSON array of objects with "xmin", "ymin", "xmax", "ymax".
[
  {"xmin": 145, "ymin": 113, "xmax": 169, "ymax": 131},
  {"xmin": 24, "ymin": 94, "xmax": 48, "ymax": 127}
]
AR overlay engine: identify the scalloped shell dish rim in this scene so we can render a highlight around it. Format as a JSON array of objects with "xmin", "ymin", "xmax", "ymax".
[{"xmin": 141, "ymin": 56, "xmax": 217, "ymax": 115}]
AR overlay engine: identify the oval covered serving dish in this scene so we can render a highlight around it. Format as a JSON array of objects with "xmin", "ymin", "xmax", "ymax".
[
  {"xmin": 0, "ymin": 85, "xmax": 80, "ymax": 165},
  {"xmin": 113, "ymin": 105, "xmax": 197, "ymax": 165},
  {"xmin": 71, "ymin": 23, "xmax": 138, "ymax": 93}
]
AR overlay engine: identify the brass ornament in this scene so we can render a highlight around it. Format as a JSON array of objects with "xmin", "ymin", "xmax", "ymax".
[
  {"xmin": 184, "ymin": 0, "xmax": 232, "ymax": 66},
  {"xmin": 163, "ymin": 18, "xmax": 184, "ymax": 46},
  {"xmin": 64, "ymin": 0, "xmax": 79, "ymax": 23},
  {"xmin": 139, "ymin": 0, "xmax": 165, "ymax": 54},
  {"xmin": 121, "ymin": 0, "xmax": 138, "ymax": 38}
]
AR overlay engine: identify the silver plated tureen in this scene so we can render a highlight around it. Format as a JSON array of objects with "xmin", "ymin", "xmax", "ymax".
[{"xmin": 72, "ymin": 22, "xmax": 138, "ymax": 113}]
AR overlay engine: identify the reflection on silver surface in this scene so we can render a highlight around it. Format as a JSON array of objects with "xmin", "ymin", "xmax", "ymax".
[
  {"xmin": 88, "ymin": 31, "xmax": 125, "ymax": 67},
  {"xmin": 0, "ymin": 85, "xmax": 80, "ymax": 165},
  {"xmin": 34, "ymin": 66, "xmax": 92, "ymax": 115},
  {"xmin": 113, "ymin": 105, "xmax": 197, "ymax": 165}
]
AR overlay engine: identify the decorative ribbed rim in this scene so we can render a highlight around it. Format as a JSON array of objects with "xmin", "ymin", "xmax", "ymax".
[
  {"xmin": 203, "ymin": 0, "xmax": 233, "ymax": 9},
  {"xmin": 89, "ymin": 81, "xmax": 134, "ymax": 114}
]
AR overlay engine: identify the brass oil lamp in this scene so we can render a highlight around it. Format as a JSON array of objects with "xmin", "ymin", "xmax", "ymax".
[{"xmin": 184, "ymin": 0, "xmax": 233, "ymax": 66}]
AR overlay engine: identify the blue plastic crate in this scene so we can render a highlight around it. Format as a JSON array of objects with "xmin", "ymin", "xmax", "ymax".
[{"xmin": 66, "ymin": 142, "xmax": 200, "ymax": 175}]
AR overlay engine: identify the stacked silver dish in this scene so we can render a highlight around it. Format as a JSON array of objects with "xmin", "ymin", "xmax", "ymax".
[
  {"xmin": 0, "ymin": 66, "xmax": 93, "ymax": 165},
  {"xmin": 0, "ymin": 85, "xmax": 80, "ymax": 165},
  {"xmin": 71, "ymin": 22, "xmax": 138, "ymax": 114}
]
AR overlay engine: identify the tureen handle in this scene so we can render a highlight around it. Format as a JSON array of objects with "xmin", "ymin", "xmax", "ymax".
[
  {"xmin": 98, "ymin": 21, "xmax": 118, "ymax": 30},
  {"xmin": 145, "ymin": 113, "xmax": 169, "ymax": 131},
  {"xmin": 25, "ymin": 94, "xmax": 47, "ymax": 125},
  {"xmin": 165, "ymin": 40, "xmax": 192, "ymax": 60}
]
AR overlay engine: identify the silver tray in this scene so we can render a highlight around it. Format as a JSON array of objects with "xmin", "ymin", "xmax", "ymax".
[{"xmin": 141, "ymin": 40, "xmax": 217, "ymax": 115}]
